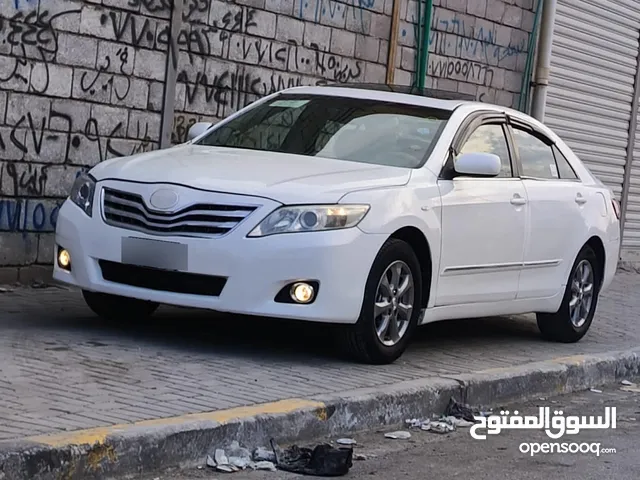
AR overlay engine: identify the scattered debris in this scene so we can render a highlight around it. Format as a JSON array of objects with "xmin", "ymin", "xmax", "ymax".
[
  {"xmin": 621, "ymin": 380, "xmax": 635, "ymax": 386},
  {"xmin": 336, "ymin": 438, "xmax": 357, "ymax": 446},
  {"xmin": 590, "ymin": 388, "xmax": 603, "ymax": 393},
  {"xmin": 384, "ymin": 431, "xmax": 411, "ymax": 440},
  {"xmin": 206, "ymin": 455, "xmax": 216, "ymax": 468},
  {"xmin": 253, "ymin": 446, "xmax": 276, "ymax": 463},
  {"xmin": 271, "ymin": 440, "xmax": 353, "ymax": 476},
  {"xmin": 354, "ymin": 453, "xmax": 368, "ymax": 461},
  {"xmin": 422, "ymin": 421, "xmax": 455, "ymax": 434},
  {"xmin": 621, "ymin": 385, "xmax": 640, "ymax": 393},
  {"xmin": 254, "ymin": 461, "xmax": 277, "ymax": 471},
  {"xmin": 214, "ymin": 448, "xmax": 229, "ymax": 466},
  {"xmin": 539, "ymin": 397, "xmax": 546, "ymax": 401},
  {"xmin": 0, "ymin": 287, "xmax": 13, "ymax": 293},
  {"xmin": 217, "ymin": 465, "xmax": 237, "ymax": 473},
  {"xmin": 444, "ymin": 397, "xmax": 476, "ymax": 422}
]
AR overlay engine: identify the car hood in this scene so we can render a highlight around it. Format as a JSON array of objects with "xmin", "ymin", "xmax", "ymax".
[{"xmin": 90, "ymin": 145, "xmax": 411, "ymax": 204}]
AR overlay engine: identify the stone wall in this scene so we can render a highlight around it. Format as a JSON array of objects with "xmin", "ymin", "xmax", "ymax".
[{"xmin": 0, "ymin": 0, "xmax": 537, "ymax": 279}]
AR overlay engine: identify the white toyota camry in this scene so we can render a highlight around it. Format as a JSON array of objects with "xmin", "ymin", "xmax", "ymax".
[{"xmin": 54, "ymin": 85, "xmax": 621, "ymax": 364}]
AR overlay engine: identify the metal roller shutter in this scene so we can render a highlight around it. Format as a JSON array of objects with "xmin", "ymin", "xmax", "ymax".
[
  {"xmin": 622, "ymin": 109, "xmax": 640, "ymax": 258},
  {"xmin": 544, "ymin": 0, "xmax": 640, "ymax": 200}
]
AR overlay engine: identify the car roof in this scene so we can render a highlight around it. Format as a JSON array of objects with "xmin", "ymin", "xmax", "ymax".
[{"xmin": 280, "ymin": 84, "xmax": 487, "ymax": 112}]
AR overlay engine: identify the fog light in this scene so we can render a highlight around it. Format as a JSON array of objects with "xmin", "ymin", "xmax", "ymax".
[
  {"xmin": 58, "ymin": 248, "xmax": 71, "ymax": 270},
  {"xmin": 290, "ymin": 282, "xmax": 314, "ymax": 304}
]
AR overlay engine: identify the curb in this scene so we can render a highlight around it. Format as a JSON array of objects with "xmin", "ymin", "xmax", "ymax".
[{"xmin": 2, "ymin": 348, "xmax": 639, "ymax": 480}]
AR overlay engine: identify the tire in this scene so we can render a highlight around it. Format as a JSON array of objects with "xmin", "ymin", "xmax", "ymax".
[
  {"xmin": 82, "ymin": 290, "xmax": 159, "ymax": 321},
  {"xmin": 341, "ymin": 238, "xmax": 423, "ymax": 364},
  {"xmin": 536, "ymin": 245, "xmax": 601, "ymax": 343}
]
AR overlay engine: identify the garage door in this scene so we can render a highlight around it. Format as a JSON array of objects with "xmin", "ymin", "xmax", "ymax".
[{"xmin": 544, "ymin": 0, "xmax": 640, "ymax": 202}]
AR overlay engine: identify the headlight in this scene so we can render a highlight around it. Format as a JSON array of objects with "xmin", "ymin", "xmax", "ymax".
[
  {"xmin": 248, "ymin": 204, "xmax": 370, "ymax": 237},
  {"xmin": 69, "ymin": 172, "xmax": 96, "ymax": 217}
]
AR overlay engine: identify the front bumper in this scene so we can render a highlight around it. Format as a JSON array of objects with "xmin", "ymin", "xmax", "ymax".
[{"xmin": 54, "ymin": 182, "xmax": 387, "ymax": 324}]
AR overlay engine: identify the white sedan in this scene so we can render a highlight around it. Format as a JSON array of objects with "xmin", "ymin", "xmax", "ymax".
[{"xmin": 54, "ymin": 85, "xmax": 621, "ymax": 364}]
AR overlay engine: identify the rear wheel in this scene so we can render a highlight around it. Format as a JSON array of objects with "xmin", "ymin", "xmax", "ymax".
[
  {"xmin": 82, "ymin": 290, "xmax": 159, "ymax": 321},
  {"xmin": 537, "ymin": 245, "xmax": 600, "ymax": 343},
  {"xmin": 341, "ymin": 238, "xmax": 423, "ymax": 364}
]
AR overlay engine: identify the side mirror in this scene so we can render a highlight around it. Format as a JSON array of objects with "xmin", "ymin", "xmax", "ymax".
[
  {"xmin": 187, "ymin": 122, "xmax": 213, "ymax": 142},
  {"xmin": 454, "ymin": 152, "xmax": 501, "ymax": 177}
]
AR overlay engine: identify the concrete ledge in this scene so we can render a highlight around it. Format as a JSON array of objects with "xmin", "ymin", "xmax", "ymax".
[{"xmin": 2, "ymin": 348, "xmax": 639, "ymax": 480}]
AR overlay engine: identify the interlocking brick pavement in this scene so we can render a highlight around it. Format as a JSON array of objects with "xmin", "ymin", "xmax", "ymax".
[{"xmin": 0, "ymin": 273, "xmax": 638, "ymax": 441}]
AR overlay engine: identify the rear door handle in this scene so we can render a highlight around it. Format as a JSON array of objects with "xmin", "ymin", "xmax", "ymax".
[
  {"xmin": 511, "ymin": 194, "xmax": 527, "ymax": 206},
  {"xmin": 575, "ymin": 193, "xmax": 587, "ymax": 205}
]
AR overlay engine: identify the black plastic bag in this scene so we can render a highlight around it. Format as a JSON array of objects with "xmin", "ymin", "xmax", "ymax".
[{"xmin": 271, "ymin": 440, "xmax": 353, "ymax": 476}]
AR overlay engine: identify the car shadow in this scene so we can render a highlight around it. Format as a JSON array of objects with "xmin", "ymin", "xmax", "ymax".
[{"xmin": 23, "ymin": 299, "xmax": 542, "ymax": 364}]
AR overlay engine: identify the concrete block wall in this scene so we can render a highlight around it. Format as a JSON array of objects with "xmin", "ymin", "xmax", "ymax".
[{"xmin": 0, "ymin": 0, "xmax": 536, "ymax": 276}]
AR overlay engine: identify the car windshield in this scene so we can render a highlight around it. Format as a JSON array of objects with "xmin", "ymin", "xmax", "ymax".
[{"xmin": 195, "ymin": 94, "xmax": 452, "ymax": 168}]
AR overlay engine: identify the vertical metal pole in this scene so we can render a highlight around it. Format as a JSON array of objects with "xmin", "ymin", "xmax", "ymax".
[
  {"xmin": 159, "ymin": 0, "xmax": 184, "ymax": 149},
  {"xmin": 530, "ymin": 0, "xmax": 557, "ymax": 122},
  {"xmin": 385, "ymin": 0, "xmax": 402, "ymax": 85},
  {"xmin": 618, "ymin": 39, "xmax": 640, "ymax": 242}
]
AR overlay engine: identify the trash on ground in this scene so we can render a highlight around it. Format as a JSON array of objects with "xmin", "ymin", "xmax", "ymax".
[
  {"xmin": 621, "ymin": 380, "xmax": 635, "ymax": 386},
  {"xmin": 270, "ymin": 439, "xmax": 353, "ymax": 476},
  {"xmin": 216, "ymin": 465, "xmax": 237, "ymax": 473},
  {"xmin": 354, "ymin": 453, "xmax": 368, "ymax": 461},
  {"xmin": 0, "ymin": 287, "xmax": 13, "ymax": 293},
  {"xmin": 336, "ymin": 438, "xmax": 357, "ymax": 445},
  {"xmin": 384, "ymin": 431, "xmax": 411, "ymax": 439},
  {"xmin": 206, "ymin": 455, "xmax": 216, "ymax": 468},
  {"xmin": 590, "ymin": 388, "xmax": 603, "ymax": 393},
  {"xmin": 253, "ymin": 446, "xmax": 276, "ymax": 463},
  {"xmin": 254, "ymin": 461, "xmax": 277, "ymax": 471},
  {"xmin": 214, "ymin": 448, "xmax": 229, "ymax": 466},
  {"xmin": 539, "ymin": 397, "xmax": 546, "ymax": 401},
  {"xmin": 621, "ymin": 385, "xmax": 640, "ymax": 393},
  {"xmin": 422, "ymin": 421, "xmax": 455, "ymax": 434},
  {"xmin": 444, "ymin": 397, "xmax": 476, "ymax": 422}
]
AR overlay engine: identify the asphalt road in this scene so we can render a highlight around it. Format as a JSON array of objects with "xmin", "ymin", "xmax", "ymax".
[{"xmin": 143, "ymin": 383, "xmax": 640, "ymax": 480}]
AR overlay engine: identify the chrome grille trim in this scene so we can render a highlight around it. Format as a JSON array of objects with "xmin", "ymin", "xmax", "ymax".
[{"xmin": 101, "ymin": 187, "xmax": 259, "ymax": 238}]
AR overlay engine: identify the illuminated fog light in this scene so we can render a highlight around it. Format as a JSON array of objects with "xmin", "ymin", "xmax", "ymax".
[
  {"xmin": 58, "ymin": 248, "xmax": 71, "ymax": 270},
  {"xmin": 290, "ymin": 282, "xmax": 314, "ymax": 304}
]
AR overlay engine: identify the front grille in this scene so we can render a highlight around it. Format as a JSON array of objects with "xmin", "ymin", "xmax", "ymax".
[
  {"xmin": 99, "ymin": 260, "xmax": 227, "ymax": 296},
  {"xmin": 102, "ymin": 187, "xmax": 257, "ymax": 237}
]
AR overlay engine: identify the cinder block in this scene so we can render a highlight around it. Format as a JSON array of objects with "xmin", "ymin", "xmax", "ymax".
[
  {"xmin": 355, "ymin": 34, "xmax": 380, "ymax": 62},
  {"xmin": 304, "ymin": 22, "xmax": 332, "ymax": 49},
  {"xmin": 503, "ymin": 5, "xmax": 523, "ymax": 28},
  {"xmin": 265, "ymin": 0, "xmax": 294, "ymax": 15},
  {"xmin": 133, "ymin": 48, "xmax": 167, "ymax": 81},
  {"xmin": 57, "ymin": 33, "xmax": 99, "ymax": 68},
  {"xmin": 250, "ymin": 10, "xmax": 277, "ymax": 39},
  {"xmin": 0, "ymin": 233, "xmax": 38, "ymax": 266},
  {"xmin": 128, "ymin": 111, "xmax": 161, "ymax": 141},
  {"xmin": 330, "ymin": 28, "xmax": 356, "ymax": 57},
  {"xmin": 276, "ymin": 16, "xmax": 305, "ymax": 44}
]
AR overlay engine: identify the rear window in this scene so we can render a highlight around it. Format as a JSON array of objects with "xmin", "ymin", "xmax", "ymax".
[{"xmin": 196, "ymin": 94, "xmax": 452, "ymax": 168}]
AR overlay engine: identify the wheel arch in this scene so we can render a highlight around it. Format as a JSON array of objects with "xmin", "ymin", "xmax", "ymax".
[
  {"xmin": 585, "ymin": 235, "xmax": 606, "ymax": 287},
  {"xmin": 389, "ymin": 226, "xmax": 432, "ymax": 308}
]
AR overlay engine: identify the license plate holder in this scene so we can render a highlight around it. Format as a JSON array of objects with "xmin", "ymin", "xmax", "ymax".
[{"xmin": 121, "ymin": 237, "xmax": 188, "ymax": 271}]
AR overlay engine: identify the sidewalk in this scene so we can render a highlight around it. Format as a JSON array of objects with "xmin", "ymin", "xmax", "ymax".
[{"xmin": 1, "ymin": 272, "xmax": 638, "ymax": 442}]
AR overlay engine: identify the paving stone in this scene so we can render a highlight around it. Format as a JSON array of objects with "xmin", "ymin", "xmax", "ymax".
[{"xmin": 0, "ymin": 273, "xmax": 637, "ymax": 439}]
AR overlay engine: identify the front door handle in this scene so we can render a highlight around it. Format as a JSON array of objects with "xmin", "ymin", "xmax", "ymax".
[
  {"xmin": 575, "ymin": 193, "xmax": 587, "ymax": 205},
  {"xmin": 511, "ymin": 194, "xmax": 527, "ymax": 206}
]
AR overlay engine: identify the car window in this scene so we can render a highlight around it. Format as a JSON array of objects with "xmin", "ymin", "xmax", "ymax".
[
  {"xmin": 552, "ymin": 145, "xmax": 579, "ymax": 180},
  {"xmin": 458, "ymin": 124, "xmax": 512, "ymax": 177},
  {"xmin": 512, "ymin": 128, "xmax": 559, "ymax": 179},
  {"xmin": 196, "ymin": 94, "xmax": 452, "ymax": 168}
]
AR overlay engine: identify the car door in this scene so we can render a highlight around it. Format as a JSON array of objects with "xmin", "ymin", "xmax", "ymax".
[
  {"xmin": 435, "ymin": 118, "xmax": 528, "ymax": 306},
  {"xmin": 507, "ymin": 119, "xmax": 590, "ymax": 299}
]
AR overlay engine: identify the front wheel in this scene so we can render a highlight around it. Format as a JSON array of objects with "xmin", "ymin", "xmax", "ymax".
[
  {"xmin": 82, "ymin": 290, "xmax": 159, "ymax": 321},
  {"xmin": 537, "ymin": 245, "xmax": 600, "ymax": 343},
  {"xmin": 341, "ymin": 238, "xmax": 423, "ymax": 364}
]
